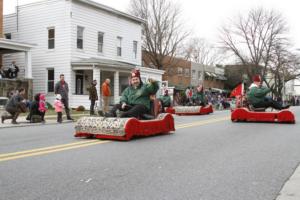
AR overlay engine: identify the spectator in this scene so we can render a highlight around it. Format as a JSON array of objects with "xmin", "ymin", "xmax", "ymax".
[
  {"xmin": 101, "ymin": 78, "xmax": 111, "ymax": 115},
  {"xmin": 6, "ymin": 61, "xmax": 20, "ymax": 79},
  {"xmin": 88, "ymin": 80, "xmax": 98, "ymax": 115},
  {"xmin": 38, "ymin": 93, "xmax": 47, "ymax": 122},
  {"xmin": 1, "ymin": 88, "xmax": 27, "ymax": 124},
  {"xmin": 54, "ymin": 74, "xmax": 73, "ymax": 121},
  {"xmin": 26, "ymin": 93, "xmax": 44, "ymax": 123},
  {"xmin": 54, "ymin": 94, "xmax": 64, "ymax": 123}
]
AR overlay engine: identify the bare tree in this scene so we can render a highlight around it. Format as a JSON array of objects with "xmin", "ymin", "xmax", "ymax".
[
  {"xmin": 183, "ymin": 37, "xmax": 223, "ymax": 65},
  {"xmin": 267, "ymin": 44, "xmax": 300, "ymax": 97},
  {"xmin": 220, "ymin": 8, "xmax": 289, "ymax": 84},
  {"xmin": 129, "ymin": 0, "xmax": 190, "ymax": 69}
]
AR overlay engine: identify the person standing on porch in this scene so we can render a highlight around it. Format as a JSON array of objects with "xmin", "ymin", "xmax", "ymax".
[
  {"xmin": 88, "ymin": 80, "xmax": 98, "ymax": 115},
  {"xmin": 54, "ymin": 74, "xmax": 74, "ymax": 121},
  {"xmin": 101, "ymin": 78, "xmax": 111, "ymax": 114}
]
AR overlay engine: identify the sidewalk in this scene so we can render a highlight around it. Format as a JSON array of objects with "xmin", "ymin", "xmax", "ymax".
[
  {"xmin": 276, "ymin": 163, "xmax": 300, "ymax": 200},
  {"xmin": 0, "ymin": 113, "xmax": 89, "ymax": 128}
]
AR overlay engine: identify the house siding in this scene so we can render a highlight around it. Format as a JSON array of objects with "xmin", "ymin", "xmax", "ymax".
[
  {"xmin": 71, "ymin": 0, "xmax": 142, "ymax": 65},
  {"xmin": 3, "ymin": 0, "xmax": 72, "ymax": 103}
]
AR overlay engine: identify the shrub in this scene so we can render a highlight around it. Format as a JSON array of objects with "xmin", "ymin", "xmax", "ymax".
[
  {"xmin": 46, "ymin": 102, "xmax": 54, "ymax": 110},
  {"xmin": 76, "ymin": 105, "xmax": 85, "ymax": 111}
]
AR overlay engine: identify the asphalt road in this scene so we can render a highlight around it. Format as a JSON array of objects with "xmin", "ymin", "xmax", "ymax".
[{"xmin": 1, "ymin": 107, "xmax": 300, "ymax": 200}]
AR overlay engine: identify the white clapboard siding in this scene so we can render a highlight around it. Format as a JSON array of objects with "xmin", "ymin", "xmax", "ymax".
[
  {"xmin": 3, "ymin": 0, "xmax": 72, "ymax": 99},
  {"xmin": 70, "ymin": 0, "xmax": 142, "ymax": 65}
]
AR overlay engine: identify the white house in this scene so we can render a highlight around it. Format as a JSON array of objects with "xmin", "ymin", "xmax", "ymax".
[{"xmin": 3, "ymin": 0, "xmax": 164, "ymax": 108}]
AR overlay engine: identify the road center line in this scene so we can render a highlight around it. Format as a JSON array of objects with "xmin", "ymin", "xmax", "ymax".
[{"xmin": 0, "ymin": 116, "xmax": 229, "ymax": 162}]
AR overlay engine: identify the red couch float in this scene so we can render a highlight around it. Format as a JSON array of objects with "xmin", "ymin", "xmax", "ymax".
[
  {"xmin": 231, "ymin": 107, "xmax": 295, "ymax": 123},
  {"xmin": 165, "ymin": 104, "xmax": 213, "ymax": 116},
  {"xmin": 74, "ymin": 113, "xmax": 175, "ymax": 141}
]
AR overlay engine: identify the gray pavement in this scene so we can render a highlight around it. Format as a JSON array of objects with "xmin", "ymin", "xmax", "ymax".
[{"xmin": 0, "ymin": 107, "xmax": 300, "ymax": 200}]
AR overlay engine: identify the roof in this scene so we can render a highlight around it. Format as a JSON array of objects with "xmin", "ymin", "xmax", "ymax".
[
  {"xmin": 75, "ymin": 0, "xmax": 145, "ymax": 24},
  {"xmin": 0, "ymin": 39, "xmax": 36, "ymax": 54},
  {"xmin": 72, "ymin": 57, "xmax": 137, "ymax": 69}
]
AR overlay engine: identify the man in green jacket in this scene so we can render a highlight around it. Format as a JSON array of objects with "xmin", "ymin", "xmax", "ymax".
[
  {"xmin": 192, "ymin": 85, "xmax": 206, "ymax": 106},
  {"xmin": 158, "ymin": 89, "xmax": 171, "ymax": 112},
  {"xmin": 247, "ymin": 75, "xmax": 289, "ymax": 110},
  {"xmin": 105, "ymin": 69, "xmax": 159, "ymax": 118}
]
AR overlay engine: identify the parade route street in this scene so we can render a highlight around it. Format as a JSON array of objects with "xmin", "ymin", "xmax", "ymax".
[{"xmin": 1, "ymin": 107, "xmax": 300, "ymax": 200}]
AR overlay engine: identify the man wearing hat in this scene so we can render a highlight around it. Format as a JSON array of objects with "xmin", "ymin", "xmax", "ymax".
[
  {"xmin": 192, "ymin": 84, "xmax": 206, "ymax": 106},
  {"xmin": 247, "ymin": 75, "xmax": 289, "ymax": 110},
  {"xmin": 104, "ymin": 69, "xmax": 159, "ymax": 118}
]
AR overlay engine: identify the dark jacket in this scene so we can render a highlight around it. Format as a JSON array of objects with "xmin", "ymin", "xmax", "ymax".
[
  {"xmin": 88, "ymin": 84, "xmax": 98, "ymax": 101},
  {"xmin": 55, "ymin": 81, "xmax": 69, "ymax": 100},
  {"xmin": 120, "ymin": 81, "xmax": 159, "ymax": 110},
  {"xmin": 5, "ymin": 93, "xmax": 25, "ymax": 113}
]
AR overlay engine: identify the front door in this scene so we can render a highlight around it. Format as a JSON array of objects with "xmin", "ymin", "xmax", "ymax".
[{"xmin": 75, "ymin": 74, "xmax": 83, "ymax": 95}]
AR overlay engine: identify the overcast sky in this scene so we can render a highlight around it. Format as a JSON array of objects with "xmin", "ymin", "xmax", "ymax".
[{"xmin": 4, "ymin": 0, "xmax": 300, "ymax": 50}]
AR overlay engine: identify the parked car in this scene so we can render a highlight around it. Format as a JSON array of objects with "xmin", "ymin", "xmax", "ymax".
[{"xmin": 0, "ymin": 97, "xmax": 8, "ymax": 110}]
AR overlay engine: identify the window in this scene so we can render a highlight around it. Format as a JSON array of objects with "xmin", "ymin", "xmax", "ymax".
[
  {"xmin": 185, "ymin": 68, "xmax": 190, "ymax": 76},
  {"xmin": 48, "ymin": 28, "xmax": 55, "ymax": 49},
  {"xmin": 98, "ymin": 32, "xmax": 104, "ymax": 53},
  {"xmin": 77, "ymin": 26, "xmax": 84, "ymax": 49},
  {"xmin": 133, "ymin": 41, "xmax": 138, "ymax": 59},
  {"xmin": 47, "ymin": 69, "xmax": 54, "ymax": 92},
  {"xmin": 177, "ymin": 67, "xmax": 183, "ymax": 75},
  {"xmin": 192, "ymin": 70, "xmax": 196, "ymax": 79},
  {"xmin": 117, "ymin": 36, "xmax": 122, "ymax": 56},
  {"xmin": 4, "ymin": 33, "xmax": 11, "ymax": 39},
  {"xmin": 198, "ymin": 71, "xmax": 202, "ymax": 80}
]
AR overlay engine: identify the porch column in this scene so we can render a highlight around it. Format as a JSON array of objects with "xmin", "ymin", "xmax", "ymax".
[
  {"xmin": 25, "ymin": 51, "xmax": 32, "ymax": 78},
  {"xmin": 93, "ymin": 65, "xmax": 101, "ymax": 107},
  {"xmin": 114, "ymin": 71, "xmax": 119, "ymax": 103}
]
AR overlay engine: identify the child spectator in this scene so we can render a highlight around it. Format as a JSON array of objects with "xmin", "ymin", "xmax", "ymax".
[
  {"xmin": 38, "ymin": 93, "xmax": 47, "ymax": 122},
  {"xmin": 54, "ymin": 94, "xmax": 64, "ymax": 123}
]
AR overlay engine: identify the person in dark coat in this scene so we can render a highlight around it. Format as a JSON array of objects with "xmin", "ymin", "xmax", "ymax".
[
  {"xmin": 88, "ymin": 80, "xmax": 98, "ymax": 115},
  {"xmin": 54, "ymin": 74, "xmax": 73, "ymax": 120},
  {"xmin": 26, "ymin": 93, "xmax": 43, "ymax": 123},
  {"xmin": 1, "ymin": 88, "xmax": 26, "ymax": 124}
]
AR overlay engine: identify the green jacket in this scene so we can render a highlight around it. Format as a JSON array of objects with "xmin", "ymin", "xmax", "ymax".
[
  {"xmin": 192, "ymin": 91, "xmax": 204, "ymax": 103},
  {"xmin": 159, "ymin": 95, "xmax": 171, "ymax": 107},
  {"xmin": 246, "ymin": 85, "xmax": 271, "ymax": 105},
  {"xmin": 120, "ymin": 81, "xmax": 159, "ymax": 110}
]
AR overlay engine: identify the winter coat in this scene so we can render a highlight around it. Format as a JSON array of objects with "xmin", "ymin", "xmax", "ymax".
[
  {"xmin": 246, "ymin": 84, "xmax": 271, "ymax": 105},
  {"xmin": 192, "ymin": 91, "xmax": 205, "ymax": 103},
  {"xmin": 102, "ymin": 82, "xmax": 111, "ymax": 97},
  {"xmin": 55, "ymin": 81, "xmax": 69, "ymax": 100},
  {"xmin": 159, "ymin": 95, "xmax": 171, "ymax": 107},
  {"xmin": 54, "ymin": 99, "xmax": 64, "ymax": 113},
  {"xmin": 120, "ymin": 81, "xmax": 159, "ymax": 110},
  {"xmin": 88, "ymin": 85, "xmax": 98, "ymax": 100},
  {"xmin": 5, "ymin": 94, "xmax": 24, "ymax": 112}
]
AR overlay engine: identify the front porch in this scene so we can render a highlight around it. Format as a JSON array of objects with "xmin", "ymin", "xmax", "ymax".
[
  {"xmin": 0, "ymin": 39, "xmax": 35, "ymax": 99},
  {"xmin": 70, "ymin": 58, "xmax": 164, "ymax": 109}
]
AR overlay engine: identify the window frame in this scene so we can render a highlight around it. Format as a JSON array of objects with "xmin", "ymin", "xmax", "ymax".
[
  {"xmin": 77, "ymin": 26, "xmax": 84, "ymax": 49},
  {"xmin": 47, "ymin": 69, "xmax": 55, "ymax": 93},
  {"xmin": 117, "ymin": 36, "xmax": 122, "ymax": 56},
  {"xmin": 47, "ymin": 27, "xmax": 55, "ymax": 49},
  {"xmin": 133, "ymin": 40, "xmax": 138, "ymax": 59},
  {"xmin": 98, "ymin": 32, "xmax": 104, "ymax": 53}
]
